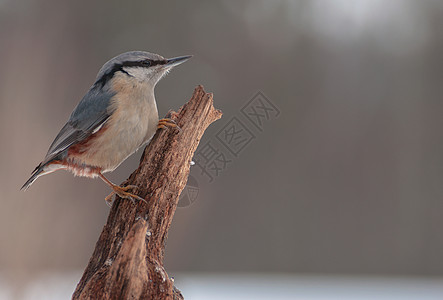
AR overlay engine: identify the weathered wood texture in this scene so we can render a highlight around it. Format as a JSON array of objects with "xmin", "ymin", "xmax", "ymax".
[{"xmin": 72, "ymin": 86, "xmax": 222, "ymax": 300}]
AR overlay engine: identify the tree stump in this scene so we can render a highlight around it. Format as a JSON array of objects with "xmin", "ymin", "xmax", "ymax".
[{"xmin": 72, "ymin": 85, "xmax": 222, "ymax": 300}]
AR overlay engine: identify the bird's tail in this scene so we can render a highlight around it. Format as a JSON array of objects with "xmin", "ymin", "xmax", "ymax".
[{"xmin": 21, "ymin": 164, "xmax": 45, "ymax": 191}]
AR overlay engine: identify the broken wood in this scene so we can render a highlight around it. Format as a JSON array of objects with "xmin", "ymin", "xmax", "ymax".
[{"xmin": 72, "ymin": 85, "xmax": 222, "ymax": 300}]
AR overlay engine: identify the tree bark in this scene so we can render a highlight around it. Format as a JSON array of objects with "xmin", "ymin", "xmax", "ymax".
[{"xmin": 72, "ymin": 85, "xmax": 222, "ymax": 300}]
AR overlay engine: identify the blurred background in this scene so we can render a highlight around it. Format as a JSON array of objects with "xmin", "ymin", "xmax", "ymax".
[{"xmin": 1, "ymin": 0, "xmax": 443, "ymax": 299}]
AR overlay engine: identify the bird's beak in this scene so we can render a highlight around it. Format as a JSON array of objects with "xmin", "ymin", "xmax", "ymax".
[{"xmin": 165, "ymin": 55, "xmax": 192, "ymax": 67}]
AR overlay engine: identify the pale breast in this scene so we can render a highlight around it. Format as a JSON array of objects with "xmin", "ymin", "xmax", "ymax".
[{"xmin": 71, "ymin": 75, "xmax": 159, "ymax": 172}]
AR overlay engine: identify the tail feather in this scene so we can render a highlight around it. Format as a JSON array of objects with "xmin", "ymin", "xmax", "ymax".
[{"xmin": 21, "ymin": 165, "xmax": 44, "ymax": 191}]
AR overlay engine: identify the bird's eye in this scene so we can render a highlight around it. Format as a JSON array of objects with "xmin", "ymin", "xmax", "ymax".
[{"xmin": 141, "ymin": 60, "xmax": 151, "ymax": 67}]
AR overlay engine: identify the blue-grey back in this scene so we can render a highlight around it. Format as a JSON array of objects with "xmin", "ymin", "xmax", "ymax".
[{"xmin": 43, "ymin": 84, "xmax": 115, "ymax": 164}]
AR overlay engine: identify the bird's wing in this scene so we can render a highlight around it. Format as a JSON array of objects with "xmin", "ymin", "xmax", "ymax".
[{"xmin": 42, "ymin": 86, "xmax": 116, "ymax": 165}]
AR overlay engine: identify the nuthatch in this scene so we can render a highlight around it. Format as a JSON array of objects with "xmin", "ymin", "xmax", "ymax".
[{"xmin": 21, "ymin": 51, "xmax": 191, "ymax": 203}]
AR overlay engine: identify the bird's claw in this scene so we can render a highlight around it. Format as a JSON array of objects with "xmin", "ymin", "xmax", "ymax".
[
  {"xmin": 157, "ymin": 118, "xmax": 181, "ymax": 132},
  {"xmin": 105, "ymin": 184, "xmax": 146, "ymax": 206}
]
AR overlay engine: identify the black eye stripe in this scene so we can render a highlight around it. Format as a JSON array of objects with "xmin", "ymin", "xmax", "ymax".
[
  {"xmin": 149, "ymin": 60, "xmax": 167, "ymax": 67},
  {"xmin": 121, "ymin": 59, "xmax": 167, "ymax": 68},
  {"xmin": 94, "ymin": 59, "xmax": 167, "ymax": 88}
]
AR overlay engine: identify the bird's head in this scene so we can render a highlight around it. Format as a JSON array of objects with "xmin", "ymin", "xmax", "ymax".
[{"xmin": 94, "ymin": 51, "xmax": 192, "ymax": 89}]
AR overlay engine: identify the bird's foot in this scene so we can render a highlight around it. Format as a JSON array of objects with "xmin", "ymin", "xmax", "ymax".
[
  {"xmin": 105, "ymin": 184, "xmax": 146, "ymax": 206},
  {"xmin": 157, "ymin": 118, "xmax": 181, "ymax": 131}
]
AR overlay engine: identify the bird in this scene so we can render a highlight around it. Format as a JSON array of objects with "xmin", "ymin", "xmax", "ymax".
[{"xmin": 21, "ymin": 51, "xmax": 191, "ymax": 204}]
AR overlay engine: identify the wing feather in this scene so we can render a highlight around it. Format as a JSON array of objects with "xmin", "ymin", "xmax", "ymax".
[{"xmin": 42, "ymin": 86, "xmax": 115, "ymax": 165}]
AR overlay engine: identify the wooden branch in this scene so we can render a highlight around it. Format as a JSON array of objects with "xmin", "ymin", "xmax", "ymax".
[{"xmin": 72, "ymin": 86, "xmax": 222, "ymax": 300}]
